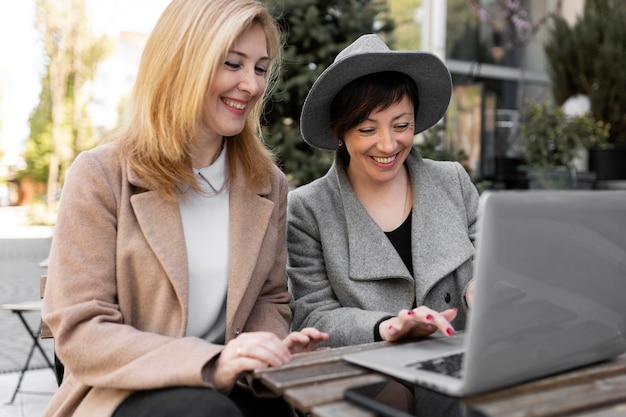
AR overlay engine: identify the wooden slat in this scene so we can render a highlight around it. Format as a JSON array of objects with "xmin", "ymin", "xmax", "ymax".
[
  {"xmin": 254, "ymin": 341, "xmax": 393, "ymax": 378},
  {"xmin": 260, "ymin": 360, "xmax": 369, "ymax": 394},
  {"xmin": 40, "ymin": 274, "xmax": 47, "ymax": 298},
  {"xmin": 312, "ymin": 400, "xmax": 378, "ymax": 417},
  {"xmin": 471, "ymin": 373, "xmax": 626, "ymax": 417},
  {"xmin": 573, "ymin": 404, "xmax": 626, "ymax": 417},
  {"xmin": 40, "ymin": 323, "xmax": 53, "ymax": 339},
  {"xmin": 466, "ymin": 353, "xmax": 626, "ymax": 404},
  {"xmin": 40, "ymin": 274, "xmax": 53, "ymax": 339},
  {"xmin": 283, "ymin": 373, "xmax": 388, "ymax": 413}
]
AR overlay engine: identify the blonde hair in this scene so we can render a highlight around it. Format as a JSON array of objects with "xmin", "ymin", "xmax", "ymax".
[{"xmin": 117, "ymin": 0, "xmax": 282, "ymax": 200}]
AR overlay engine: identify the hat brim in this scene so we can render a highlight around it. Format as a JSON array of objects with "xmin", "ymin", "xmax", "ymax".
[{"xmin": 300, "ymin": 51, "xmax": 452, "ymax": 151}]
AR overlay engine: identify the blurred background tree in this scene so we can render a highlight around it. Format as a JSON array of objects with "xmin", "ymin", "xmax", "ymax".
[
  {"xmin": 263, "ymin": 0, "xmax": 394, "ymax": 186},
  {"xmin": 389, "ymin": 0, "xmax": 420, "ymax": 50},
  {"xmin": 19, "ymin": 0, "xmax": 111, "ymax": 215}
]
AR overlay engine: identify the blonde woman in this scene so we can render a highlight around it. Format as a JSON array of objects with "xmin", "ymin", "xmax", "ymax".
[{"xmin": 41, "ymin": 1, "xmax": 327, "ymax": 416}]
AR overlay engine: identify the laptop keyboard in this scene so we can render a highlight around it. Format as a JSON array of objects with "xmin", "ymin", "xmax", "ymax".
[{"xmin": 405, "ymin": 352, "xmax": 465, "ymax": 379}]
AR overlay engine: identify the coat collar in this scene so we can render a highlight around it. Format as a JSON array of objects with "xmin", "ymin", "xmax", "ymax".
[
  {"xmin": 332, "ymin": 148, "xmax": 474, "ymax": 299},
  {"xmin": 127, "ymin": 156, "xmax": 274, "ymax": 329}
]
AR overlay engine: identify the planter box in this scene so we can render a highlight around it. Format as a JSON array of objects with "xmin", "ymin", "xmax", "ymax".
[{"xmin": 589, "ymin": 145, "xmax": 626, "ymax": 181}]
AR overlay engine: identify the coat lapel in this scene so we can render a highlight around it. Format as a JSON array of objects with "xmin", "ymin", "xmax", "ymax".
[
  {"xmin": 226, "ymin": 170, "xmax": 274, "ymax": 329},
  {"xmin": 128, "ymin": 165, "xmax": 189, "ymax": 311},
  {"xmin": 333, "ymin": 160, "xmax": 414, "ymax": 283},
  {"xmin": 407, "ymin": 151, "xmax": 475, "ymax": 302}
]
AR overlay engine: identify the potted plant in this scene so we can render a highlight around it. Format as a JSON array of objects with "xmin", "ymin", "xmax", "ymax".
[
  {"xmin": 544, "ymin": 0, "xmax": 626, "ymax": 181},
  {"xmin": 519, "ymin": 100, "xmax": 610, "ymax": 189}
]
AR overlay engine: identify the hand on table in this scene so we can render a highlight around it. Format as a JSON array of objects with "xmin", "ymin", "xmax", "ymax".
[
  {"xmin": 210, "ymin": 328, "xmax": 329, "ymax": 393},
  {"xmin": 283, "ymin": 327, "xmax": 329, "ymax": 354},
  {"xmin": 378, "ymin": 306, "xmax": 458, "ymax": 342}
]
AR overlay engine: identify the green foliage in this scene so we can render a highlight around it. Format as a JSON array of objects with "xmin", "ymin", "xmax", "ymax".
[
  {"xmin": 263, "ymin": 0, "xmax": 394, "ymax": 186},
  {"xmin": 20, "ymin": 75, "xmax": 53, "ymax": 183},
  {"xmin": 544, "ymin": 0, "xmax": 626, "ymax": 145},
  {"xmin": 413, "ymin": 123, "xmax": 503, "ymax": 193},
  {"xmin": 520, "ymin": 100, "xmax": 610, "ymax": 169},
  {"xmin": 415, "ymin": 124, "xmax": 470, "ymax": 174},
  {"xmin": 415, "ymin": 125, "xmax": 495, "ymax": 193}
]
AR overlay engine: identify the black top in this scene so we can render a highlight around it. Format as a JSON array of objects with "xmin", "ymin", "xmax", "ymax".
[{"xmin": 384, "ymin": 210, "xmax": 413, "ymax": 276}]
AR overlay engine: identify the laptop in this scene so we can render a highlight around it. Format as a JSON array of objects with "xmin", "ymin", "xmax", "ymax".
[{"xmin": 344, "ymin": 190, "xmax": 626, "ymax": 397}]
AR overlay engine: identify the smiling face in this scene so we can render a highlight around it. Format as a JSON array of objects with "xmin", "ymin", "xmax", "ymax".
[
  {"xmin": 343, "ymin": 95, "xmax": 415, "ymax": 188},
  {"xmin": 200, "ymin": 23, "xmax": 269, "ymax": 143}
]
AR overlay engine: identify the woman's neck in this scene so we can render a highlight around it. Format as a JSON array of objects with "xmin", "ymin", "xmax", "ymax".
[
  {"xmin": 192, "ymin": 136, "xmax": 225, "ymax": 169},
  {"xmin": 348, "ymin": 165, "xmax": 412, "ymax": 232}
]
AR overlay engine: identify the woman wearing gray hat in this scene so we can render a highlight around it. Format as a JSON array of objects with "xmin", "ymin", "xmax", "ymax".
[{"xmin": 287, "ymin": 34, "xmax": 479, "ymax": 348}]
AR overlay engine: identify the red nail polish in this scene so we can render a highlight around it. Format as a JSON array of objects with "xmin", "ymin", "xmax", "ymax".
[
  {"xmin": 407, "ymin": 310, "xmax": 414, "ymax": 316},
  {"xmin": 446, "ymin": 328, "xmax": 455, "ymax": 336},
  {"xmin": 426, "ymin": 314, "xmax": 433, "ymax": 321}
]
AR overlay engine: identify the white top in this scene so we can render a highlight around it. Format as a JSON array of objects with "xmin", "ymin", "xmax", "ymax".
[{"xmin": 179, "ymin": 146, "xmax": 229, "ymax": 342}]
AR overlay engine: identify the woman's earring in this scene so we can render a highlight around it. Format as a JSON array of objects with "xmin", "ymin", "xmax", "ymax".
[{"xmin": 337, "ymin": 139, "xmax": 343, "ymax": 147}]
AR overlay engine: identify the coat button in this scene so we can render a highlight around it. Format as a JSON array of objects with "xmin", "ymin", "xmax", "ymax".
[{"xmin": 444, "ymin": 293, "xmax": 451, "ymax": 303}]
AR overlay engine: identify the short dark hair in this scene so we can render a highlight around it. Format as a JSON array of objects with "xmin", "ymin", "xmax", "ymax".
[{"xmin": 330, "ymin": 71, "xmax": 419, "ymax": 166}]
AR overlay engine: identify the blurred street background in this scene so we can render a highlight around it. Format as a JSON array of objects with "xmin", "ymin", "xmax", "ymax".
[{"xmin": 0, "ymin": 206, "xmax": 56, "ymax": 416}]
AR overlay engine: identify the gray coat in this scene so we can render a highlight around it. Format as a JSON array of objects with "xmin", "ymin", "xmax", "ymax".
[{"xmin": 287, "ymin": 148, "xmax": 479, "ymax": 347}]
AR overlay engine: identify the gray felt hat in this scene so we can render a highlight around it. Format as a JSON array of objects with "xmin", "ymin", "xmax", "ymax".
[{"xmin": 300, "ymin": 34, "xmax": 453, "ymax": 151}]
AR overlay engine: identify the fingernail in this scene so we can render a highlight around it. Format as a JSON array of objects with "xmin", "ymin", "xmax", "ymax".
[
  {"xmin": 425, "ymin": 314, "xmax": 433, "ymax": 321},
  {"xmin": 388, "ymin": 325, "xmax": 396, "ymax": 334},
  {"xmin": 452, "ymin": 308, "xmax": 458, "ymax": 313},
  {"xmin": 407, "ymin": 310, "xmax": 414, "ymax": 316},
  {"xmin": 446, "ymin": 328, "xmax": 455, "ymax": 336}
]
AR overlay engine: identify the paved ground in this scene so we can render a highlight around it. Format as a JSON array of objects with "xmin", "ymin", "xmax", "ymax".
[{"xmin": 0, "ymin": 206, "xmax": 57, "ymax": 415}]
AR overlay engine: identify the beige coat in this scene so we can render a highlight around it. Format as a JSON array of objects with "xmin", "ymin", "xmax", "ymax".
[{"xmin": 41, "ymin": 142, "xmax": 291, "ymax": 416}]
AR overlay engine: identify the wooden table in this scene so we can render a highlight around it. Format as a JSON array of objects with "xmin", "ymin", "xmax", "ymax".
[{"xmin": 253, "ymin": 341, "xmax": 626, "ymax": 417}]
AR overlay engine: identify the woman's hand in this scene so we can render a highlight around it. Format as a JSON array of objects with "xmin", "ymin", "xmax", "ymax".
[
  {"xmin": 378, "ymin": 306, "xmax": 458, "ymax": 342},
  {"xmin": 210, "ymin": 331, "xmax": 293, "ymax": 393},
  {"xmin": 208, "ymin": 328, "xmax": 329, "ymax": 393},
  {"xmin": 282, "ymin": 327, "xmax": 329, "ymax": 354}
]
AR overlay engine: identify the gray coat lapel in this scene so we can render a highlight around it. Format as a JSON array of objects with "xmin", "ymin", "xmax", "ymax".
[
  {"xmin": 407, "ymin": 150, "xmax": 475, "ymax": 302},
  {"xmin": 334, "ymin": 158, "xmax": 414, "ymax": 283}
]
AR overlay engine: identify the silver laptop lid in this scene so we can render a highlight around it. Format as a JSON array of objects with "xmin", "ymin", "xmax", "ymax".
[{"xmin": 463, "ymin": 190, "xmax": 626, "ymax": 394}]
